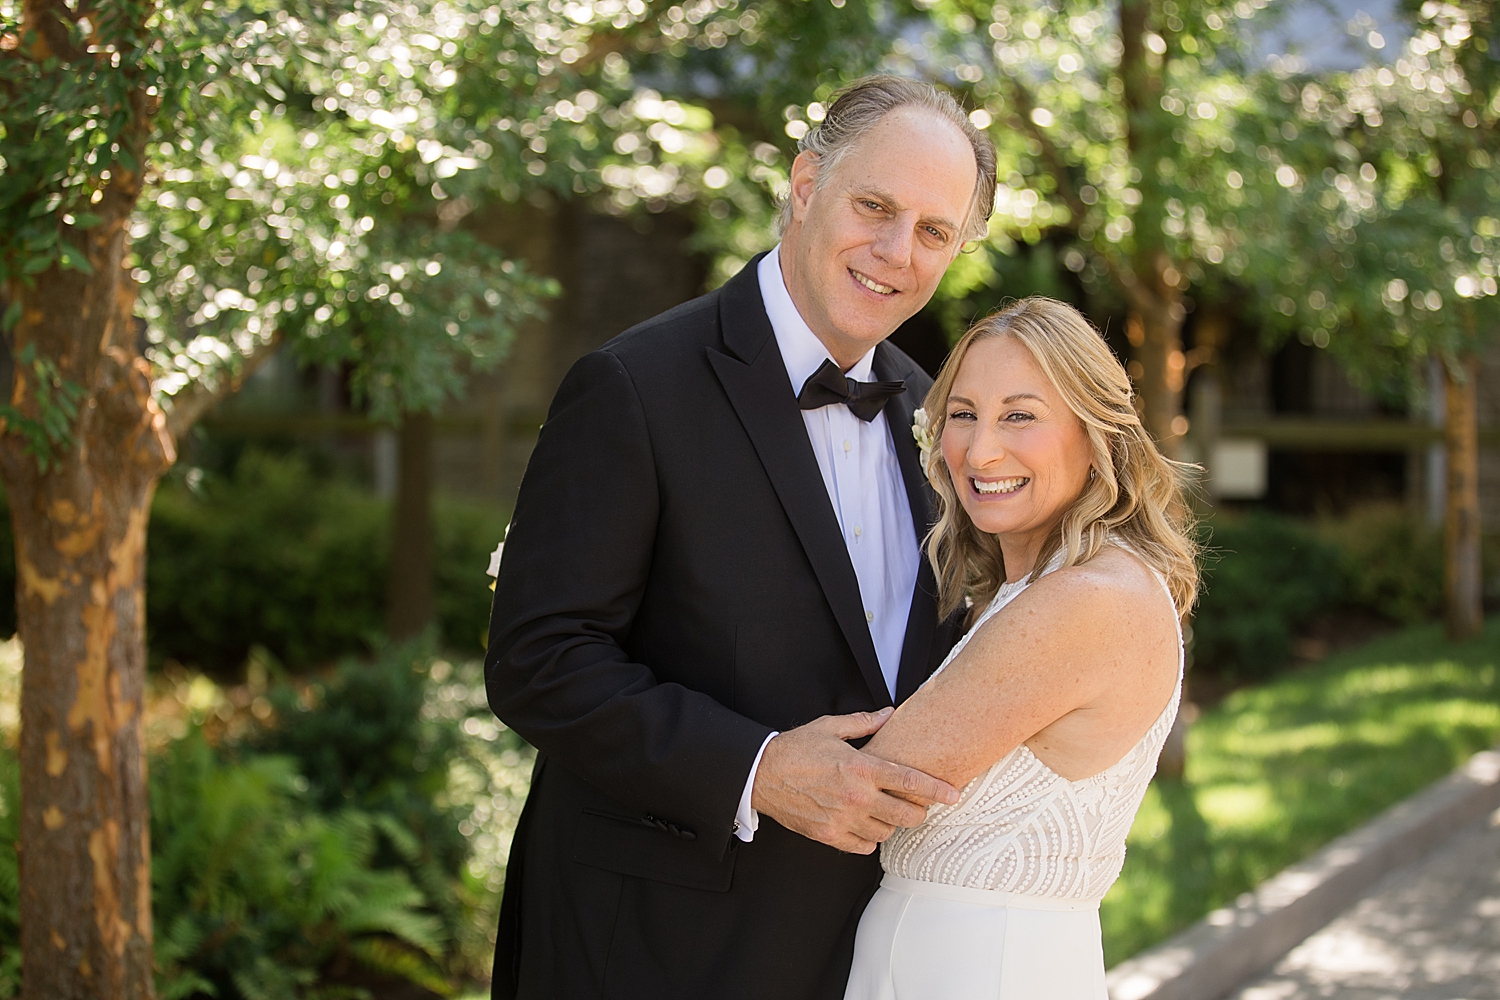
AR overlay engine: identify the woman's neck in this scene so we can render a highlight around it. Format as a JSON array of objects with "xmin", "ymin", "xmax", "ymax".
[{"xmin": 996, "ymin": 523, "xmax": 1059, "ymax": 583}]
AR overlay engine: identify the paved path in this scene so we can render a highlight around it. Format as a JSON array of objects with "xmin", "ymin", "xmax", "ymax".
[{"xmin": 1228, "ymin": 809, "xmax": 1500, "ymax": 1000}]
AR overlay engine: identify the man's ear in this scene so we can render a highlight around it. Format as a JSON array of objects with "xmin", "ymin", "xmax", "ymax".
[{"xmin": 787, "ymin": 150, "xmax": 822, "ymax": 223}]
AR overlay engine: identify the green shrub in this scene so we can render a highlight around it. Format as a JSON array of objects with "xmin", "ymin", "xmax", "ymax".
[
  {"xmin": 0, "ymin": 450, "xmax": 507, "ymax": 673},
  {"xmin": 0, "ymin": 730, "xmax": 450, "ymax": 1000},
  {"xmin": 1319, "ymin": 503, "xmax": 1444, "ymax": 624},
  {"xmin": 250, "ymin": 639, "xmax": 473, "ymax": 963},
  {"xmin": 0, "ymin": 752, "xmax": 18, "ymax": 998},
  {"xmin": 1192, "ymin": 512, "xmax": 1347, "ymax": 678},
  {"xmin": 0, "ymin": 639, "xmax": 500, "ymax": 997},
  {"xmin": 431, "ymin": 502, "xmax": 511, "ymax": 656},
  {"xmin": 150, "ymin": 733, "xmax": 449, "ymax": 1000},
  {"xmin": 148, "ymin": 452, "xmax": 390, "ymax": 672}
]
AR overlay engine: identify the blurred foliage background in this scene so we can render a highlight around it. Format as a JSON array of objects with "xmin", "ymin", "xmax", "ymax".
[{"xmin": 1, "ymin": 0, "xmax": 1498, "ymax": 994}]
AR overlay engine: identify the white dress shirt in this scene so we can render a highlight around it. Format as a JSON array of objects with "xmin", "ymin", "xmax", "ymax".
[{"xmin": 733, "ymin": 246, "xmax": 920, "ymax": 842}]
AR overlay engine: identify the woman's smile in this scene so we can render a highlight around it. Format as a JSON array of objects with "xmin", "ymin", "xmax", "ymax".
[{"xmin": 970, "ymin": 475, "xmax": 1030, "ymax": 497}]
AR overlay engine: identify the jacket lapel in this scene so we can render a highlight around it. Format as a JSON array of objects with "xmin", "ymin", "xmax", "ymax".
[
  {"xmin": 706, "ymin": 256, "xmax": 892, "ymax": 707},
  {"xmin": 873, "ymin": 343, "xmax": 945, "ymax": 704}
]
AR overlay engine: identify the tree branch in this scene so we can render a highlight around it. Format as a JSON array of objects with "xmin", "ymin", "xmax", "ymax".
[
  {"xmin": 163, "ymin": 333, "xmax": 284, "ymax": 441},
  {"xmin": 998, "ymin": 77, "xmax": 1089, "ymax": 223},
  {"xmin": 999, "ymin": 77, "xmax": 1158, "ymax": 310},
  {"xmin": 21, "ymin": 0, "xmax": 86, "ymax": 62}
]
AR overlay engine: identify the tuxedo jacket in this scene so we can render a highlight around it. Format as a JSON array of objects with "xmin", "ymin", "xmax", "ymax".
[{"xmin": 485, "ymin": 254, "xmax": 961, "ymax": 1000}]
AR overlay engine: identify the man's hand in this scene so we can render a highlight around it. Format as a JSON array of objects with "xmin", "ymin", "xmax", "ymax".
[{"xmin": 750, "ymin": 709, "xmax": 961, "ymax": 855}]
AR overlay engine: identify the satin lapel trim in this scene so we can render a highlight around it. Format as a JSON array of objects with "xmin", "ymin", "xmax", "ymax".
[
  {"xmin": 873, "ymin": 345, "xmax": 935, "ymax": 550},
  {"xmin": 873, "ymin": 344, "xmax": 942, "ymax": 703},
  {"xmin": 707, "ymin": 268, "xmax": 891, "ymax": 708}
]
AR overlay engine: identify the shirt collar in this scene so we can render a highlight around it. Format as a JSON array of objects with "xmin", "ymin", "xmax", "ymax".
[{"xmin": 758, "ymin": 245, "xmax": 876, "ymax": 395}]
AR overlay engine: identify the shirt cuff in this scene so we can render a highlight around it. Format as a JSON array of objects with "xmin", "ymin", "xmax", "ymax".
[{"xmin": 733, "ymin": 731, "xmax": 779, "ymax": 843}]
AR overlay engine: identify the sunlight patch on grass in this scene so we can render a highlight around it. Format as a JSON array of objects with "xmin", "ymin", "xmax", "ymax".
[{"xmin": 1196, "ymin": 784, "xmax": 1279, "ymax": 831}]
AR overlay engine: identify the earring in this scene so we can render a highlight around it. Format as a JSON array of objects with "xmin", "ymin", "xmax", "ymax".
[{"xmin": 1089, "ymin": 467, "xmax": 1097, "ymax": 481}]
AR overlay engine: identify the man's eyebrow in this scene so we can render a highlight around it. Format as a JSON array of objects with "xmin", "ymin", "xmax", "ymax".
[{"xmin": 856, "ymin": 186, "xmax": 961, "ymax": 234}]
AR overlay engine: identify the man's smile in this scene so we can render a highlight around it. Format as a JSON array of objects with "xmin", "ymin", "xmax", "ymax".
[{"xmin": 849, "ymin": 268, "xmax": 897, "ymax": 296}]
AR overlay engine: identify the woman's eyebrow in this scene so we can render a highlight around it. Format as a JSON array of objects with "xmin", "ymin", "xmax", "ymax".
[{"xmin": 1002, "ymin": 393, "xmax": 1046, "ymax": 404}]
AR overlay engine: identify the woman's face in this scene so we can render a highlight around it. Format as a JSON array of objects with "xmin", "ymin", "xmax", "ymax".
[{"xmin": 940, "ymin": 334, "xmax": 1095, "ymax": 542}]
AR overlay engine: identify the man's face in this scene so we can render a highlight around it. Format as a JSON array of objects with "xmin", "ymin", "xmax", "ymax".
[{"xmin": 781, "ymin": 107, "xmax": 979, "ymax": 368}]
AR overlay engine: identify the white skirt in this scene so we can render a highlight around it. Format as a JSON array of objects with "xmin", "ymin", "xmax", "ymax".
[{"xmin": 843, "ymin": 875, "xmax": 1108, "ymax": 1000}]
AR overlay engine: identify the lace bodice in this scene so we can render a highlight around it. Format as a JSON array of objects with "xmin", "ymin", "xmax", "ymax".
[{"xmin": 881, "ymin": 549, "xmax": 1183, "ymax": 902}]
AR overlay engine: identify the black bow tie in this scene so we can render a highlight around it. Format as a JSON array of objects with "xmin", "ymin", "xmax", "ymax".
[{"xmin": 796, "ymin": 358, "xmax": 906, "ymax": 422}]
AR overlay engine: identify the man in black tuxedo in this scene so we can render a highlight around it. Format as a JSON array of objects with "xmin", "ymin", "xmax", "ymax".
[{"xmin": 485, "ymin": 76, "xmax": 998, "ymax": 999}]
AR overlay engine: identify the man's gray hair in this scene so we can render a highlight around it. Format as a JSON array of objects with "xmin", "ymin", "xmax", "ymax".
[{"xmin": 776, "ymin": 75, "xmax": 999, "ymax": 243}]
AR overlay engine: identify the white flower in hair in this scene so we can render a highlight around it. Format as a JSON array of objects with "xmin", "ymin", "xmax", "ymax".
[{"xmin": 911, "ymin": 408, "xmax": 935, "ymax": 475}]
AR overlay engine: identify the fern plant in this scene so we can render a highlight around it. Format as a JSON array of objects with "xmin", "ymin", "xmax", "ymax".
[
  {"xmin": 0, "ymin": 637, "xmax": 499, "ymax": 997},
  {"xmin": 249, "ymin": 637, "xmax": 475, "ymax": 976},
  {"xmin": 150, "ymin": 733, "xmax": 450, "ymax": 999}
]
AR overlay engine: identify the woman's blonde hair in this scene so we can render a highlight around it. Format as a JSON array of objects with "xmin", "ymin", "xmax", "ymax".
[{"xmin": 923, "ymin": 296, "xmax": 1199, "ymax": 620}]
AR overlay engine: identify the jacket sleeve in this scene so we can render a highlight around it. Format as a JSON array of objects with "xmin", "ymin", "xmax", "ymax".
[{"xmin": 484, "ymin": 348, "xmax": 774, "ymax": 842}]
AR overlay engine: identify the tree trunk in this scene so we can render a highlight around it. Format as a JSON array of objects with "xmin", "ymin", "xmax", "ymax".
[
  {"xmin": 1116, "ymin": 0, "xmax": 1186, "ymax": 461},
  {"xmin": 1443, "ymin": 355, "xmax": 1483, "ymax": 640},
  {"xmin": 1128, "ymin": 297, "xmax": 1188, "ymax": 460},
  {"xmin": 5, "ymin": 249, "xmax": 173, "ymax": 1000},
  {"xmin": 386, "ymin": 411, "xmax": 435, "ymax": 641},
  {"xmin": 7, "ymin": 1, "xmax": 169, "ymax": 991}
]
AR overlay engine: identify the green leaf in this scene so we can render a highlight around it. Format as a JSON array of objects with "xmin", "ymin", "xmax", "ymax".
[
  {"xmin": 1, "ymin": 301, "xmax": 19, "ymax": 334},
  {"xmin": 21, "ymin": 254, "xmax": 54, "ymax": 275},
  {"xmin": 71, "ymin": 213, "xmax": 102, "ymax": 229},
  {"xmin": 57, "ymin": 243, "xmax": 94, "ymax": 275},
  {"xmin": 27, "ymin": 195, "xmax": 62, "ymax": 220}
]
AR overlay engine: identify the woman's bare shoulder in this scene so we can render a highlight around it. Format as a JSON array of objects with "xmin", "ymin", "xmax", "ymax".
[{"xmin": 995, "ymin": 545, "xmax": 1173, "ymax": 636}]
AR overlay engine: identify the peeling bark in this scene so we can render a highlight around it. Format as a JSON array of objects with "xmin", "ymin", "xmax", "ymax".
[
  {"xmin": 8, "ymin": 0, "xmax": 173, "ymax": 988},
  {"xmin": 5, "ymin": 165, "xmax": 170, "ymax": 1000},
  {"xmin": 1443, "ymin": 355, "xmax": 1483, "ymax": 640}
]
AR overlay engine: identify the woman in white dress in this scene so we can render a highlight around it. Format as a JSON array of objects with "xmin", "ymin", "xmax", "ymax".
[{"xmin": 844, "ymin": 296, "xmax": 1198, "ymax": 999}]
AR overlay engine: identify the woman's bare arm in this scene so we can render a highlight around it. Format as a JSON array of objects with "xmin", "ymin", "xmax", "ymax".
[{"xmin": 863, "ymin": 552, "xmax": 1177, "ymax": 789}]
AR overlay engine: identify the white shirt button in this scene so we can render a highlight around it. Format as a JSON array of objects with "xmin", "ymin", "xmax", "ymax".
[
  {"xmin": 866, "ymin": 610, "xmax": 875, "ymax": 622},
  {"xmin": 854, "ymin": 525, "xmax": 863, "ymax": 537},
  {"xmin": 843, "ymin": 440, "xmax": 852, "ymax": 453}
]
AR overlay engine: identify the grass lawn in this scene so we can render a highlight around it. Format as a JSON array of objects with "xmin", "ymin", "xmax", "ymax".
[{"xmin": 1101, "ymin": 617, "xmax": 1500, "ymax": 966}]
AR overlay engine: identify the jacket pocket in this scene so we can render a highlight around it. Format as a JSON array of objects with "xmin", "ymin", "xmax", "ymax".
[{"xmin": 571, "ymin": 808, "xmax": 736, "ymax": 893}]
